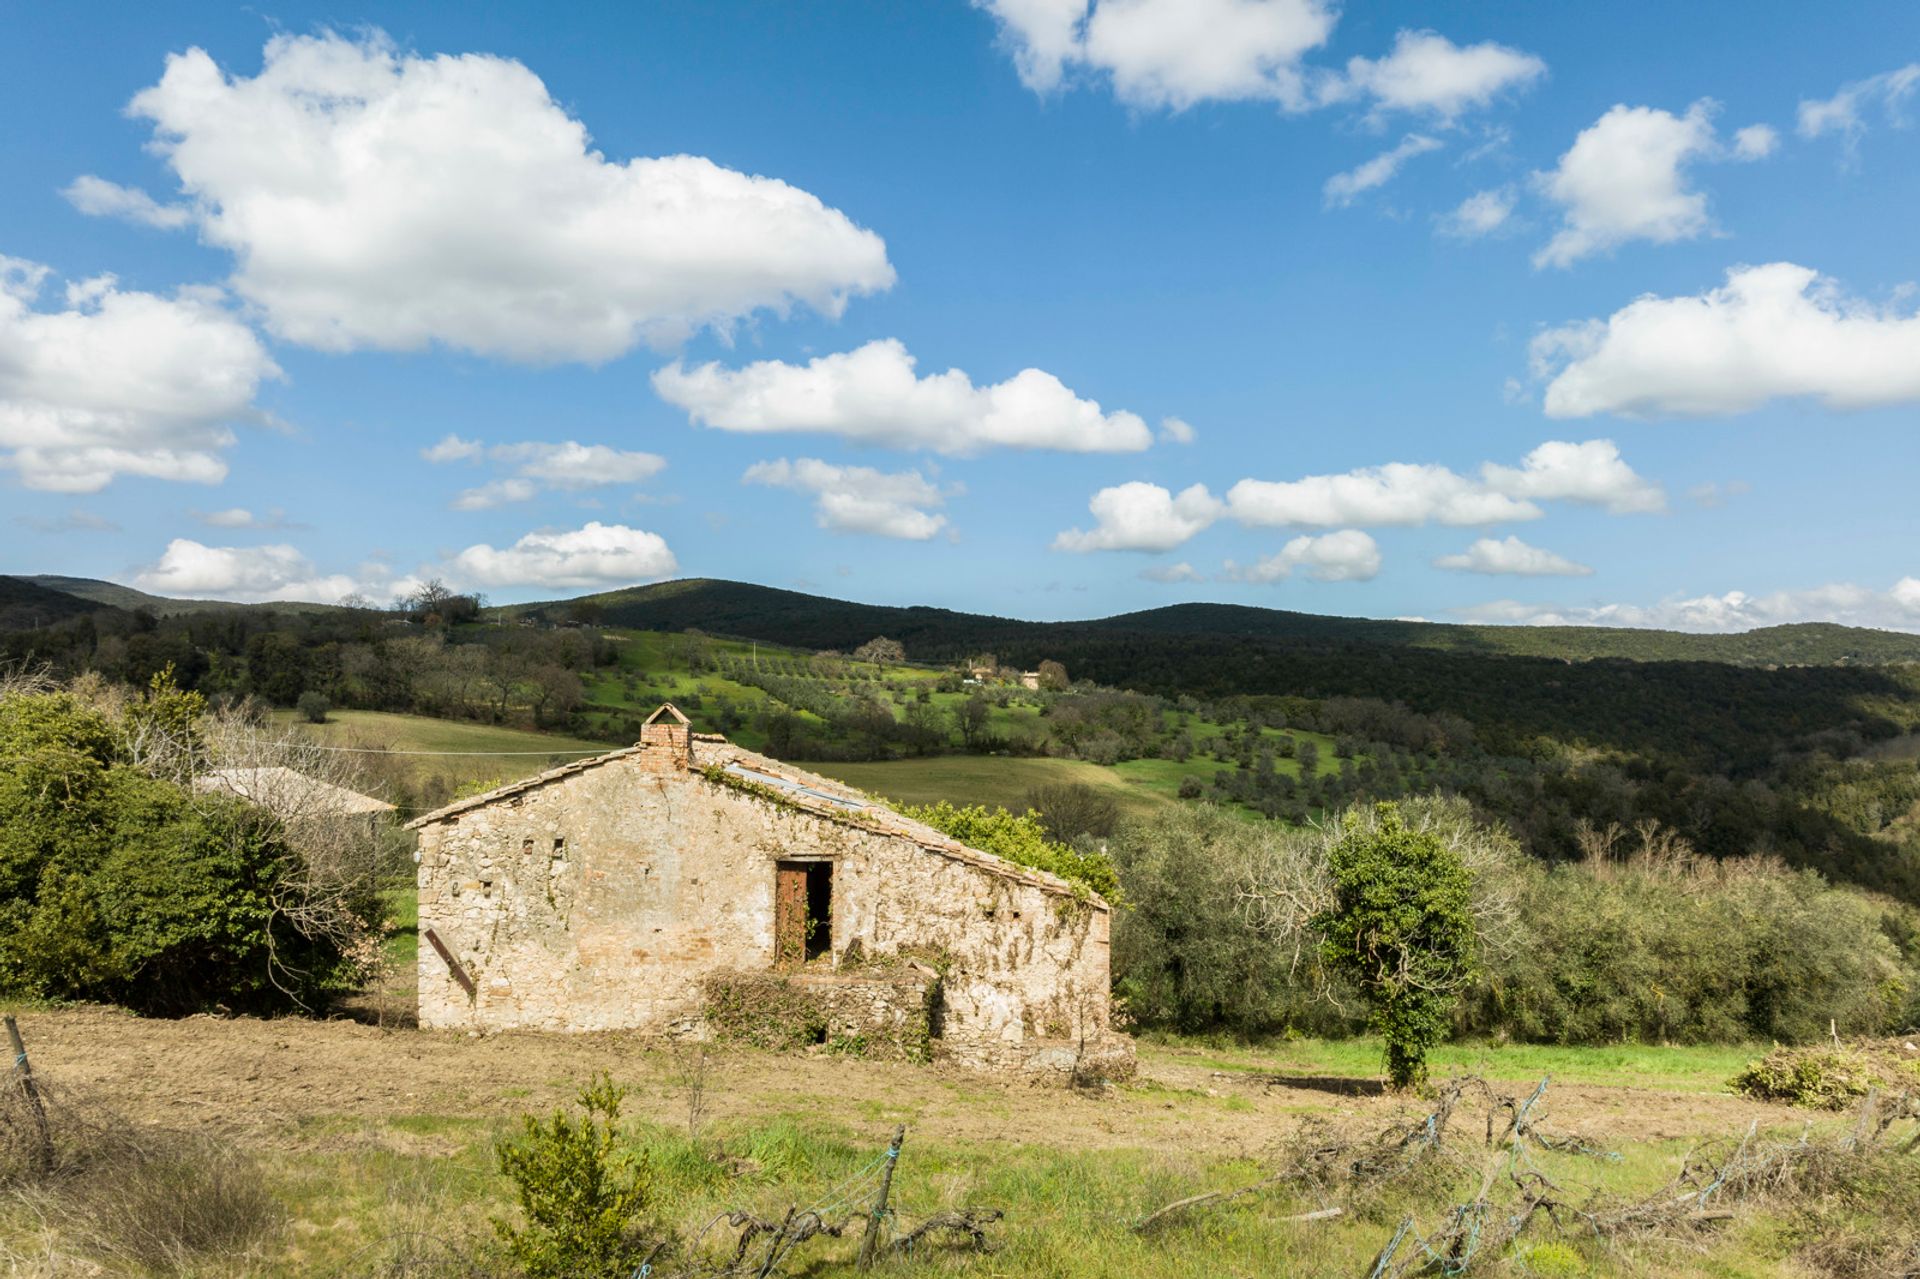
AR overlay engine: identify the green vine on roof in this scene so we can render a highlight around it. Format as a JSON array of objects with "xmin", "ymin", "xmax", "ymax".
[{"xmin": 898, "ymin": 801, "xmax": 1124, "ymax": 905}]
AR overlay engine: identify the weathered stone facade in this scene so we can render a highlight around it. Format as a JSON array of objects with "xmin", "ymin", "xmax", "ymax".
[
  {"xmin": 702, "ymin": 966, "xmax": 938, "ymax": 1060},
  {"xmin": 408, "ymin": 707, "xmax": 1131, "ymax": 1078}
]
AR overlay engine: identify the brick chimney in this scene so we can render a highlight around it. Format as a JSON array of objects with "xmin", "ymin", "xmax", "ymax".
[{"xmin": 639, "ymin": 702, "xmax": 694, "ymax": 764}]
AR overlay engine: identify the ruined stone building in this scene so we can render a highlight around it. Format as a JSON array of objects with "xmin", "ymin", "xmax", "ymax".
[{"xmin": 407, "ymin": 705, "xmax": 1131, "ymax": 1077}]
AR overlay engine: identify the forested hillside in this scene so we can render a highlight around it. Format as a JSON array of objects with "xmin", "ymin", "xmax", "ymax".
[
  {"xmin": 0, "ymin": 576, "xmax": 109, "ymax": 630},
  {"xmin": 511, "ymin": 578, "xmax": 1920, "ymax": 666}
]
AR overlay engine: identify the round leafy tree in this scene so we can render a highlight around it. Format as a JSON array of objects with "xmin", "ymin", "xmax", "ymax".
[{"xmin": 1313, "ymin": 803, "xmax": 1478, "ymax": 1090}]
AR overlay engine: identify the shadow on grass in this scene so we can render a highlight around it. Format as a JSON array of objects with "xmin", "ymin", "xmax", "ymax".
[{"xmin": 1257, "ymin": 1074, "xmax": 1386, "ymax": 1097}]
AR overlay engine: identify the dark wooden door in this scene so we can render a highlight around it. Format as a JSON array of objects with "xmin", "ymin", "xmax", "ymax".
[{"xmin": 774, "ymin": 862, "xmax": 808, "ymax": 967}]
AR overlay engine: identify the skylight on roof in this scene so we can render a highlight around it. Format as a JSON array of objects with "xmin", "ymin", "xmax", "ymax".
[{"xmin": 724, "ymin": 762, "xmax": 868, "ymax": 810}]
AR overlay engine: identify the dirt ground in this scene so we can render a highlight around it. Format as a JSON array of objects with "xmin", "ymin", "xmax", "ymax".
[{"xmin": 7, "ymin": 1006, "xmax": 1800, "ymax": 1158}]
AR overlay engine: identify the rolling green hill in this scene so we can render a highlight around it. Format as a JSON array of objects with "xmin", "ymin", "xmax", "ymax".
[
  {"xmin": 0, "ymin": 576, "xmax": 111, "ymax": 630},
  {"xmin": 504, "ymin": 578, "xmax": 1920, "ymax": 668}
]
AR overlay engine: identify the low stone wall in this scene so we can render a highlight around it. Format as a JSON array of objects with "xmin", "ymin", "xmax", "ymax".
[{"xmin": 702, "ymin": 966, "xmax": 937, "ymax": 1061}]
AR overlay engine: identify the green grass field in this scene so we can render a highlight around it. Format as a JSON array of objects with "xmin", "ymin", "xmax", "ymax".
[
  {"xmin": 272, "ymin": 707, "xmax": 621, "ymax": 799},
  {"xmin": 273, "ymin": 707, "xmax": 617, "ymax": 756},
  {"xmin": 1156, "ymin": 1034, "xmax": 1767, "ymax": 1094}
]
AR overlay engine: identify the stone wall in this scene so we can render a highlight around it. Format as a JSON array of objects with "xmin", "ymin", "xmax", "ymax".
[
  {"xmin": 414, "ymin": 736, "xmax": 1131, "ymax": 1077},
  {"xmin": 702, "ymin": 966, "xmax": 936, "ymax": 1060}
]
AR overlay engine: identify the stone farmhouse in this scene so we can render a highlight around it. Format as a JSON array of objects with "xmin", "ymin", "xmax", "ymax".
[{"xmin": 406, "ymin": 705, "xmax": 1131, "ymax": 1078}]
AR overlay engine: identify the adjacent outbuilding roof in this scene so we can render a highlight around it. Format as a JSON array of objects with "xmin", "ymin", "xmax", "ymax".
[{"xmin": 194, "ymin": 766, "xmax": 396, "ymax": 817}]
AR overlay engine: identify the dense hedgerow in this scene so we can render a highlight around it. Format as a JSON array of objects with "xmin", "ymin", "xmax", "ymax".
[
  {"xmin": 0, "ymin": 689, "xmax": 350, "ymax": 1012},
  {"xmin": 1111, "ymin": 797, "xmax": 1918, "ymax": 1047},
  {"xmin": 1468, "ymin": 850, "xmax": 1912, "ymax": 1045}
]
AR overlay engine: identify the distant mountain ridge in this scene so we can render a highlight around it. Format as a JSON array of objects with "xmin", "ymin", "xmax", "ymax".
[
  {"xmin": 10, "ymin": 571, "xmax": 1919, "ymax": 666},
  {"xmin": 15, "ymin": 576, "xmax": 343, "ymax": 618},
  {"xmin": 501, "ymin": 578, "xmax": 1920, "ymax": 668},
  {"xmin": 0, "ymin": 576, "xmax": 111, "ymax": 630}
]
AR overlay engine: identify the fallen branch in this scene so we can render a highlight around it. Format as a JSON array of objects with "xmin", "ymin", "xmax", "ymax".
[
  {"xmin": 889, "ymin": 1207, "xmax": 1005, "ymax": 1255},
  {"xmin": 1133, "ymin": 1173, "xmax": 1344, "ymax": 1235}
]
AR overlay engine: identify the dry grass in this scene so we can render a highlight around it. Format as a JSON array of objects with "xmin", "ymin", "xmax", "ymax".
[{"xmin": 2, "ymin": 1077, "xmax": 281, "ymax": 1275}]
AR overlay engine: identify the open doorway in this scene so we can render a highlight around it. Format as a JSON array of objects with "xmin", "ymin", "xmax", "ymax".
[{"xmin": 774, "ymin": 860, "xmax": 832, "ymax": 966}]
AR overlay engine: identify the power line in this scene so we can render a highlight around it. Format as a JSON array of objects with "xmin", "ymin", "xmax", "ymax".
[{"xmin": 241, "ymin": 739, "xmax": 616, "ymax": 757}]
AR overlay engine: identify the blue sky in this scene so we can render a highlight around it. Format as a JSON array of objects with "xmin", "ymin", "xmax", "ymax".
[{"xmin": 3, "ymin": 1, "xmax": 1918, "ymax": 629}]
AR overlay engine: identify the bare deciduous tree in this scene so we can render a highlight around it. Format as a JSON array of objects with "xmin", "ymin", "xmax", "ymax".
[{"xmin": 193, "ymin": 704, "xmax": 402, "ymax": 1002}]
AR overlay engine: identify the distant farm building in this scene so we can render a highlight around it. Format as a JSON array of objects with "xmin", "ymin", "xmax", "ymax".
[
  {"xmin": 193, "ymin": 766, "xmax": 396, "ymax": 838},
  {"xmin": 406, "ymin": 705, "xmax": 1130, "ymax": 1078}
]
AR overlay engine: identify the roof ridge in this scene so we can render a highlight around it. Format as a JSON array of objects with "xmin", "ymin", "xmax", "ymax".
[
  {"xmin": 404, "ymin": 744, "xmax": 643, "ymax": 829},
  {"xmin": 403, "ymin": 732, "xmax": 1106, "ymax": 909}
]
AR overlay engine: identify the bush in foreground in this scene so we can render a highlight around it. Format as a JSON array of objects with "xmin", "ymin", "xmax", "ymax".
[{"xmin": 494, "ymin": 1074, "xmax": 663, "ymax": 1279}]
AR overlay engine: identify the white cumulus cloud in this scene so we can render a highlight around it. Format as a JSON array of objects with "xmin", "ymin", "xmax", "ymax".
[
  {"xmin": 1158, "ymin": 415, "xmax": 1197, "ymax": 444},
  {"xmin": 975, "ymin": 0, "xmax": 1338, "ymax": 110},
  {"xmin": 1435, "ymin": 535, "xmax": 1592, "ymax": 577},
  {"xmin": 427, "ymin": 436, "xmax": 668, "ymax": 508},
  {"xmin": 1224, "ymin": 529, "xmax": 1380, "ymax": 582},
  {"xmin": 1226, "ymin": 462, "xmax": 1539, "ymax": 528},
  {"xmin": 1532, "ymin": 262, "xmax": 1920, "ymax": 418},
  {"xmin": 1438, "ymin": 188, "xmax": 1515, "ymax": 239},
  {"xmin": 1323, "ymin": 134, "xmax": 1443, "ymax": 207},
  {"xmin": 0, "ymin": 256, "xmax": 279, "ymax": 493},
  {"xmin": 976, "ymin": 0, "xmax": 1090, "ymax": 93},
  {"xmin": 975, "ymin": 4, "xmax": 1544, "ymax": 123},
  {"xmin": 743, "ymin": 458, "xmax": 949, "ymax": 540},
  {"xmin": 448, "ymin": 521, "xmax": 678, "ymax": 588},
  {"xmin": 488, "ymin": 441, "xmax": 667, "ymax": 489},
  {"xmin": 1053, "ymin": 481, "xmax": 1224, "ymax": 552},
  {"xmin": 135, "ymin": 539, "xmax": 363, "ymax": 603},
  {"xmin": 1478, "ymin": 439, "xmax": 1665, "ymax": 513},
  {"xmin": 1338, "ymin": 30, "xmax": 1545, "ymax": 122},
  {"xmin": 1731, "ymin": 123, "xmax": 1779, "ymax": 160},
  {"xmin": 1117, "ymin": 441, "xmax": 1660, "ymax": 545},
  {"xmin": 1533, "ymin": 101, "xmax": 1729, "ymax": 268},
  {"xmin": 421, "ymin": 434, "xmax": 485, "ymax": 464},
  {"xmin": 92, "ymin": 31, "xmax": 893, "ymax": 363},
  {"xmin": 653, "ymin": 338, "xmax": 1152, "ymax": 455},
  {"xmin": 1141, "ymin": 561, "xmax": 1202, "ymax": 583}
]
